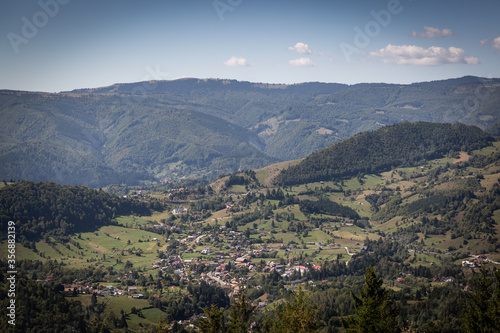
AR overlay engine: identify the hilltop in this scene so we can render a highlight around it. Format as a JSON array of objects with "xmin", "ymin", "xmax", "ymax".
[{"xmin": 1, "ymin": 76, "xmax": 499, "ymax": 187}]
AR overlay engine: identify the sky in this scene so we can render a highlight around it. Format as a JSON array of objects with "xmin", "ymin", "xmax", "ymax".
[{"xmin": 1, "ymin": 0, "xmax": 499, "ymax": 92}]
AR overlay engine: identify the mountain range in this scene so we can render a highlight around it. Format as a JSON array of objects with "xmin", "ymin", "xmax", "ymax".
[{"xmin": 1, "ymin": 76, "xmax": 499, "ymax": 187}]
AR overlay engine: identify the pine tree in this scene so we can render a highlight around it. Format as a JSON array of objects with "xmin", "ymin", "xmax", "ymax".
[
  {"xmin": 119, "ymin": 309, "xmax": 128, "ymax": 328},
  {"xmin": 228, "ymin": 292, "xmax": 256, "ymax": 333},
  {"xmin": 492, "ymin": 270, "xmax": 500, "ymax": 330},
  {"xmin": 267, "ymin": 287, "xmax": 318, "ymax": 333},
  {"xmin": 90, "ymin": 292, "xmax": 97, "ymax": 307},
  {"xmin": 462, "ymin": 269, "xmax": 500, "ymax": 333},
  {"xmin": 342, "ymin": 264, "xmax": 399, "ymax": 333},
  {"xmin": 199, "ymin": 304, "xmax": 225, "ymax": 333}
]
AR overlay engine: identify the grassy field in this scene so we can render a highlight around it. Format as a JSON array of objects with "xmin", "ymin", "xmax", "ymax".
[
  {"xmin": 90, "ymin": 295, "xmax": 162, "ymax": 332},
  {"xmin": 332, "ymin": 229, "xmax": 367, "ymax": 242},
  {"xmin": 494, "ymin": 209, "xmax": 500, "ymax": 227},
  {"xmin": 115, "ymin": 215, "xmax": 154, "ymax": 228},
  {"xmin": 327, "ymin": 193, "xmax": 373, "ymax": 218},
  {"xmin": 359, "ymin": 174, "xmax": 387, "ymax": 189},
  {"xmin": 302, "ymin": 230, "xmax": 332, "ymax": 244},
  {"xmin": 181, "ymin": 252, "xmax": 203, "ymax": 261},
  {"xmin": 411, "ymin": 253, "xmax": 442, "ymax": 267},
  {"xmin": 374, "ymin": 216, "xmax": 402, "ymax": 233},
  {"xmin": 271, "ymin": 231, "xmax": 300, "ymax": 244},
  {"xmin": 421, "ymin": 233, "xmax": 448, "ymax": 248},
  {"xmin": 105, "ymin": 295, "xmax": 150, "ymax": 313},
  {"xmin": 254, "ymin": 159, "xmax": 302, "ymax": 186},
  {"xmin": 1, "ymin": 219, "xmax": 169, "ymax": 273},
  {"xmin": 271, "ymin": 204, "xmax": 307, "ymax": 221},
  {"xmin": 128, "ymin": 307, "xmax": 165, "ymax": 330},
  {"xmin": 474, "ymin": 140, "xmax": 500, "ymax": 156},
  {"xmin": 0, "ymin": 241, "xmax": 45, "ymax": 262},
  {"xmin": 149, "ymin": 210, "xmax": 173, "ymax": 223},
  {"xmin": 227, "ymin": 185, "xmax": 248, "ymax": 194}
]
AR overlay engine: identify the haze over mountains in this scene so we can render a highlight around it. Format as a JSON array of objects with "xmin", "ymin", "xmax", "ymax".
[{"xmin": 1, "ymin": 76, "xmax": 499, "ymax": 187}]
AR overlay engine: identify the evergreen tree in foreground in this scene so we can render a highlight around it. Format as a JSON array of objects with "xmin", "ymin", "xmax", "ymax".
[
  {"xmin": 228, "ymin": 292, "xmax": 256, "ymax": 333},
  {"xmin": 462, "ymin": 269, "xmax": 500, "ymax": 333},
  {"xmin": 342, "ymin": 264, "xmax": 399, "ymax": 333},
  {"xmin": 199, "ymin": 305, "xmax": 225, "ymax": 333},
  {"xmin": 266, "ymin": 287, "xmax": 318, "ymax": 333}
]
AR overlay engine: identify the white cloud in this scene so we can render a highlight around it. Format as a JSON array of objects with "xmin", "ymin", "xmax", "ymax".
[
  {"xmin": 288, "ymin": 42, "xmax": 312, "ymax": 54},
  {"xmin": 369, "ymin": 44, "xmax": 480, "ymax": 66},
  {"xmin": 491, "ymin": 36, "xmax": 500, "ymax": 51},
  {"xmin": 479, "ymin": 37, "xmax": 500, "ymax": 51},
  {"xmin": 411, "ymin": 26, "xmax": 454, "ymax": 38},
  {"xmin": 223, "ymin": 56, "xmax": 249, "ymax": 67},
  {"xmin": 288, "ymin": 57, "xmax": 316, "ymax": 67}
]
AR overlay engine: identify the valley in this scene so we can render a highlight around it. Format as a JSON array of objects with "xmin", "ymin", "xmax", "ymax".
[
  {"xmin": 3, "ymin": 0, "xmax": 500, "ymax": 330},
  {"xmin": 1, "ymin": 122, "xmax": 499, "ymax": 332}
]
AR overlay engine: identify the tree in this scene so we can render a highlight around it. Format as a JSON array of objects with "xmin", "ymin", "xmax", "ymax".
[
  {"xmin": 119, "ymin": 309, "xmax": 128, "ymax": 328},
  {"xmin": 228, "ymin": 292, "xmax": 256, "ymax": 333},
  {"xmin": 342, "ymin": 264, "xmax": 399, "ymax": 333},
  {"xmin": 267, "ymin": 287, "xmax": 318, "ymax": 333},
  {"xmin": 151, "ymin": 318, "xmax": 170, "ymax": 333},
  {"xmin": 199, "ymin": 304, "xmax": 225, "ymax": 333},
  {"xmin": 462, "ymin": 269, "xmax": 500, "ymax": 333}
]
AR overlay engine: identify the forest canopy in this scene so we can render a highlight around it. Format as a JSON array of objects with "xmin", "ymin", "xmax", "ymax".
[
  {"xmin": 275, "ymin": 122, "xmax": 494, "ymax": 186},
  {"xmin": 0, "ymin": 181, "xmax": 157, "ymax": 243}
]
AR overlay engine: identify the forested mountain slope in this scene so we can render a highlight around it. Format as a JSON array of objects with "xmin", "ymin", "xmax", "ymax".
[
  {"xmin": 0, "ymin": 76, "xmax": 499, "ymax": 187},
  {"xmin": 275, "ymin": 122, "xmax": 494, "ymax": 185},
  {"xmin": 0, "ymin": 181, "xmax": 157, "ymax": 244}
]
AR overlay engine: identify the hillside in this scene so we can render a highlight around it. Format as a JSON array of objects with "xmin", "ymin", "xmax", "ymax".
[
  {"xmin": 1, "ymin": 76, "xmax": 499, "ymax": 187},
  {"xmin": 1, "ymin": 124, "xmax": 499, "ymax": 332},
  {"xmin": 275, "ymin": 122, "xmax": 494, "ymax": 186},
  {"xmin": 0, "ymin": 181, "xmax": 157, "ymax": 244}
]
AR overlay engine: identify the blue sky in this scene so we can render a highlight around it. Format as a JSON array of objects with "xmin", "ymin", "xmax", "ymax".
[{"xmin": 1, "ymin": 0, "xmax": 499, "ymax": 92}]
